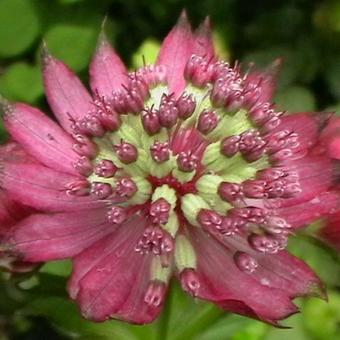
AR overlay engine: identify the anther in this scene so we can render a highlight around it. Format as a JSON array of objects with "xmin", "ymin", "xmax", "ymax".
[
  {"xmin": 72, "ymin": 134, "xmax": 97, "ymax": 158},
  {"xmin": 65, "ymin": 180, "xmax": 89, "ymax": 196},
  {"xmin": 94, "ymin": 159, "xmax": 117, "ymax": 178},
  {"xmin": 144, "ymin": 281, "xmax": 166, "ymax": 307},
  {"xmin": 149, "ymin": 198, "xmax": 171, "ymax": 225},
  {"xmin": 90, "ymin": 182, "xmax": 113, "ymax": 199},
  {"xmin": 176, "ymin": 93, "xmax": 196, "ymax": 119},
  {"xmin": 107, "ymin": 206, "xmax": 127, "ymax": 224},
  {"xmin": 74, "ymin": 156, "xmax": 93, "ymax": 176},
  {"xmin": 115, "ymin": 177, "xmax": 137, "ymax": 199},
  {"xmin": 141, "ymin": 107, "xmax": 161, "ymax": 135},
  {"xmin": 159, "ymin": 94, "xmax": 179, "ymax": 128},
  {"xmin": 197, "ymin": 109, "xmax": 219, "ymax": 134},
  {"xmin": 234, "ymin": 251, "xmax": 258, "ymax": 274},
  {"xmin": 180, "ymin": 269, "xmax": 200, "ymax": 297},
  {"xmin": 177, "ymin": 151, "xmax": 198, "ymax": 172},
  {"xmin": 114, "ymin": 140, "xmax": 138, "ymax": 164},
  {"xmin": 218, "ymin": 182, "xmax": 243, "ymax": 202},
  {"xmin": 150, "ymin": 141, "xmax": 170, "ymax": 163}
]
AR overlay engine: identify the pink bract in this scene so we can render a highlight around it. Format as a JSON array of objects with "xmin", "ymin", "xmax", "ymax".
[{"xmin": 0, "ymin": 13, "xmax": 337, "ymax": 325}]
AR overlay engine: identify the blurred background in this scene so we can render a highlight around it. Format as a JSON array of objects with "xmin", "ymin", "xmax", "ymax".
[{"xmin": 1, "ymin": 0, "xmax": 340, "ymax": 339}]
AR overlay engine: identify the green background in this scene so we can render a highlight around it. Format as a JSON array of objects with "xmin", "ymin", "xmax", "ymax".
[{"xmin": 1, "ymin": 0, "xmax": 340, "ymax": 339}]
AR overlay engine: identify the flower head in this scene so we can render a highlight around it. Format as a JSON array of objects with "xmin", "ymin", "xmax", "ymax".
[{"xmin": 0, "ymin": 12, "xmax": 337, "ymax": 325}]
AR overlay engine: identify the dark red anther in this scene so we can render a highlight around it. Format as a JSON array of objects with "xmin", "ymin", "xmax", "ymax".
[
  {"xmin": 93, "ymin": 95, "xmax": 121, "ymax": 131},
  {"xmin": 159, "ymin": 94, "xmax": 179, "ymax": 128},
  {"xmin": 149, "ymin": 198, "xmax": 171, "ymax": 225},
  {"xmin": 197, "ymin": 209, "xmax": 222, "ymax": 228},
  {"xmin": 94, "ymin": 159, "xmax": 117, "ymax": 178},
  {"xmin": 150, "ymin": 141, "xmax": 170, "ymax": 163},
  {"xmin": 141, "ymin": 107, "xmax": 161, "ymax": 135},
  {"xmin": 115, "ymin": 177, "xmax": 137, "ymax": 199},
  {"xmin": 114, "ymin": 140, "xmax": 138, "ymax": 164},
  {"xmin": 74, "ymin": 156, "xmax": 93, "ymax": 176},
  {"xmin": 107, "ymin": 206, "xmax": 127, "ymax": 224},
  {"xmin": 176, "ymin": 93, "xmax": 196, "ymax": 119},
  {"xmin": 180, "ymin": 269, "xmax": 200, "ymax": 297},
  {"xmin": 177, "ymin": 151, "xmax": 199, "ymax": 172},
  {"xmin": 90, "ymin": 182, "xmax": 113, "ymax": 199},
  {"xmin": 65, "ymin": 180, "xmax": 89, "ymax": 196},
  {"xmin": 184, "ymin": 55, "xmax": 214, "ymax": 87},
  {"xmin": 218, "ymin": 182, "xmax": 242, "ymax": 202},
  {"xmin": 220, "ymin": 135, "xmax": 240, "ymax": 157},
  {"xmin": 73, "ymin": 134, "xmax": 98, "ymax": 158},
  {"xmin": 197, "ymin": 109, "xmax": 219, "ymax": 134},
  {"xmin": 242, "ymin": 179, "xmax": 267, "ymax": 198}
]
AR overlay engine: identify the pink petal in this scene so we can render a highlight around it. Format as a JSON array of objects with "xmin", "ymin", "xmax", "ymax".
[
  {"xmin": 193, "ymin": 17, "xmax": 215, "ymax": 60},
  {"xmin": 0, "ymin": 162, "xmax": 106, "ymax": 212},
  {"xmin": 89, "ymin": 32, "xmax": 128, "ymax": 97},
  {"xmin": 320, "ymin": 211, "xmax": 340, "ymax": 250},
  {"xmin": 70, "ymin": 216, "xmax": 165, "ymax": 324},
  {"xmin": 156, "ymin": 11, "xmax": 194, "ymax": 96},
  {"xmin": 246, "ymin": 59, "xmax": 282, "ymax": 103},
  {"xmin": 274, "ymin": 191, "xmax": 339, "ymax": 228},
  {"xmin": 8, "ymin": 209, "xmax": 112, "ymax": 262},
  {"xmin": 0, "ymin": 191, "xmax": 33, "ymax": 231},
  {"xmin": 42, "ymin": 46, "xmax": 93, "ymax": 133},
  {"xmin": 3, "ymin": 103, "xmax": 79, "ymax": 175},
  {"xmin": 188, "ymin": 228, "xmax": 303, "ymax": 325},
  {"xmin": 320, "ymin": 116, "xmax": 340, "ymax": 159}
]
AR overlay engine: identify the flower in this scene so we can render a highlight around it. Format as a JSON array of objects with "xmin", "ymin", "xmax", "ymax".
[{"xmin": 0, "ymin": 12, "xmax": 337, "ymax": 325}]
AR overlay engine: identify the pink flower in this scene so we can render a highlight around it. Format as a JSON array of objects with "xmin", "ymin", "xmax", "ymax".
[{"xmin": 0, "ymin": 13, "xmax": 336, "ymax": 325}]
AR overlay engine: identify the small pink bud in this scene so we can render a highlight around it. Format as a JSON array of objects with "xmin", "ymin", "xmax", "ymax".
[{"xmin": 114, "ymin": 141, "xmax": 138, "ymax": 164}]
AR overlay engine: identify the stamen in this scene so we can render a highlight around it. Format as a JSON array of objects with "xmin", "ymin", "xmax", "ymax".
[
  {"xmin": 72, "ymin": 134, "xmax": 98, "ymax": 158},
  {"xmin": 150, "ymin": 141, "xmax": 170, "ymax": 163},
  {"xmin": 114, "ymin": 177, "xmax": 137, "ymax": 199},
  {"xmin": 141, "ymin": 107, "xmax": 161, "ymax": 135},
  {"xmin": 180, "ymin": 268, "xmax": 200, "ymax": 296},
  {"xmin": 94, "ymin": 159, "xmax": 117, "ymax": 178},
  {"xmin": 65, "ymin": 180, "xmax": 89, "ymax": 196},
  {"xmin": 144, "ymin": 281, "xmax": 166, "ymax": 307},
  {"xmin": 218, "ymin": 182, "xmax": 243, "ymax": 202},
  {"xmin": 74, "ymin": 156, "xmax": 93, "ymax": 176},
  {"xmin": 107, "ymin": 206, "xmax": 127, "ymax": 224},
  {"xmin": 113, "ymin": 140, "xmax": 138, "ymax": 164},
  {"xmin": 248, "ymin": 233, "xmax": 287, "ymax": 254},
  {"xmin": 197, "ymin": 109, "xmax": 219, "ymax": 134},
  {"xmin": 234, "ymin": 251, "xmax": 258, "ymax": 274},
  {"xmin": 159, "ymin": 94, "xmax": 179, "ymax": 128},
  {"xmin": 135, "ymin": 226, "xmax": 174, "ymax": 256},
  {"xmin": 149, "ymin": 198, "xmax": 171, "ymax": 225},
  {"xmin": 90, "ymin": 182, "xmax": 113, "ymax": 199},
  {"xmin": 176, "ymin": 93, "xmax": 196, "ymax": 119},
  {"xmin": 177, "ymin": 151, "xmax": 198, "ymax": 172}
]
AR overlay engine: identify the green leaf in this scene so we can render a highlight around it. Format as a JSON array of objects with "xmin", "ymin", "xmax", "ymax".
[
  {"xmin": 20, "ymin": 296, "xmax": 138, "ymax": 340},
  {"xmin": 44, "ymin": 23, "xmax": 98, "ymax": 72},
  {"xmin": 274, "ymin": 86, "xmax": 316, "ymax": 112},
  {"xmin": 0, "ymin": 0, "xmax": 40, "ymax": 58},
  {"xmin": 0, "ymin": 62, "xmax": 43, "ymax": 103},
  {"xmin": 288, "ymin": 235, "xmax": 340, "ymax": 287},
  {"xmin": 39, "ymin": 260, "xmax": 72, "ymax": 277},
  {"xmin": 303, "ymin": 292, "xmax": 340, "ymax": 339}
]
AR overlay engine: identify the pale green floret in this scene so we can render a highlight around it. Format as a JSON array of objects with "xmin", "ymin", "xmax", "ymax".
[
  {"xmin": 146, "ymin": 85, "xmax": 168, "ymax": 108},
  {"xmin": 149, "ymin": 157, "xmax": 175, "ymax": 178},
  {"xmin": 162, "ymin": 213, "xmax": 179, "ymax": 237},
  {"xmin": 196, "ymin": 174, "xmax": 232, "ymax": 213},
  {"xmin": 141, "ymin": 129, "xmax": 168, "ymax": 150},
  {"xmin": 181, "ymin": 194, "xmax": 210, "ymax": 227},
  {"xmin": 174, "ymin": 235, "xmax": 197, "ymax": 272},
  {"xmin": 202, "ymin": 142, "xmax": 220, "ymax": 166},
  {"xmin": 206, "ymin": 109, "xmax": 252, "ymax": 141},
  {"xmin": 124, "ymin": 176, "xmax": 152, "ymax": 205},
  {"xmin": 219, "ymin": 154, "xmax": 269, "ymax": 180},
  {"xmin": 152, "ymin": 184, "xmax": 177, "ymax": 209},
  {"xmin": 172, "ymin": 167, "xmax": 196, "ymax": 183},
  {"xmin": 150, "ymin": 256, "xmax": 171, "ymax": 283},
  {"xmin": 110, "ymin": 121, "xmax": 140, "ymax": 147},
  {"xmin": 87, "ymin": 173, "xmax": 116, "ymax": 186}
]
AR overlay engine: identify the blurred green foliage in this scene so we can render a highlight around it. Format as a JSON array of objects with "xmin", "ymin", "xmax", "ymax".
[{"xmin": 2, "ymin": 0, "xmax": 340, "ymax": 339}]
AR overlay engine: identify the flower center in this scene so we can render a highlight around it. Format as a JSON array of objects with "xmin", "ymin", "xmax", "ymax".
[{"xmin": 66, "ymin": 55, "xmax": 302, "ymax": 270}]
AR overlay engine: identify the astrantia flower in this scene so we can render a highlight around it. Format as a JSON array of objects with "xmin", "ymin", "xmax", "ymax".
[{"xmin": 0, "ymin": 13, "xmax": 337, "ymax": 325}]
